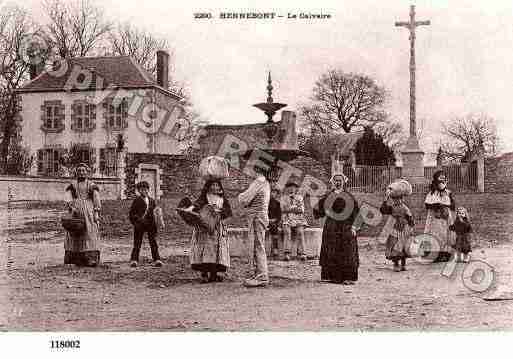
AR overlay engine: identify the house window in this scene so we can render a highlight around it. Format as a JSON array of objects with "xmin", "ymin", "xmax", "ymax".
[
  {"xmin": 104, "ymin": 98, "xmax": 128, "ymax": 130},
  {"xmin": 71, "ymin": 101, "xmax": 96, "ymax": 131},
  {"xmin": 67, "ymin": 144, "xmax": 97, "ymax": 174},
  {"xmin": 99, "ymin": 147, "xmax": 118, "ymax": 177},
  {"xmin": 37, "ymin": 148, "xmax": 64, "ymax": 176},
  {"xmin": 40, "ymin": 101, "xmax": 65, "ymax": 133}
]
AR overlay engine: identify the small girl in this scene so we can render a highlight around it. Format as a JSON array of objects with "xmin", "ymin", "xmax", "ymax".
[
  {"xmin": 380, "ymin": 187, "xmax": 415, "ymax": 272},
  {"xmin": 449, "ymin": 207, "xmax": 472, "ymax": 263}
]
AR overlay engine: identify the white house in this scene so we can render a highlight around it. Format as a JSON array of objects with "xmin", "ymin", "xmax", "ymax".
[{"xmin": 16, "ymin": 51, "xmax": 184, "ymax": 178}]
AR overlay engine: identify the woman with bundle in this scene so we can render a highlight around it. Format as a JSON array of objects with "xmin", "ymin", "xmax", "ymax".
[
  {"xmin": 380, "ymin": 180, "xmax": 415, "ymax": 272},
  {"xmin": 188, "ymin": 179, "xmax": 233, "ymax": 283}
]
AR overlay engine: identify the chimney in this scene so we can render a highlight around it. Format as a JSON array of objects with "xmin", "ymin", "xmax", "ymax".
[
  {"xmin": 29, "ymin": 62, "xmax": 45, "ymax": 80},
  {"xmin": 156, "ymin": 50, "xmax": 169, "ymax": 89}
]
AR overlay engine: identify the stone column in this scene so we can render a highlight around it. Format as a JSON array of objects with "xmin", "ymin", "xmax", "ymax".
[
  {"xmin": 117, "ymin": 147, "xmax": 127, "ymax": 199},
  {"xmin": 29, "ymin": 151, "xmax": 38, "ymax": 176},
  {"xmin": 93, "ymin": 149, "xmax": 101, "ymax": 178}
]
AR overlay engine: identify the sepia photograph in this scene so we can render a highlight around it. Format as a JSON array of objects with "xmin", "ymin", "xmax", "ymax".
[{"xmin": 1, "ymin": 0, "xmax": 512, "ymax": 356}]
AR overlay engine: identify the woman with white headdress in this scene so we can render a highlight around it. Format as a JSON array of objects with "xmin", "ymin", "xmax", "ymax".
[
  {"xmin": 313, "ymin": 172, "xmax": 361, "ymax": 285},
  {"xmin": 63, "ymin": 163, "xmax": 101, "ymax": 266},
  {"xmin": 423, "ymin": 170, "xmax": 456, "ymax": 262}
]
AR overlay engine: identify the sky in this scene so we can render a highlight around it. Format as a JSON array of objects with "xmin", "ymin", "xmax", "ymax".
[{"xmin": 10, "ymin": 0, "xmax": 513, "ymax": 154}]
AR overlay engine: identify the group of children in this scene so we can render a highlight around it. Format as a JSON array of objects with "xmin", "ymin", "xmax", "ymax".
[
  {"xmin": 127, "ymin": 179, "xmax": 311, "ymax": 268},
  {"xmin": 127, "ymin": 178, "xmax": 474, "ymax": 274},
  {"xmin": 268, "ymin": 181, "xmax": 309, "ymax": 262},
  {"xmin": 379, "ymin": 185, "xmax": 473, "ymax": 272}
]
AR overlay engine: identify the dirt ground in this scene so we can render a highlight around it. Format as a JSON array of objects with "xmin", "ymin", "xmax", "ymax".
[{"xmin": 1, "ymin": 206, "xmax": 513, "ymax": 331}]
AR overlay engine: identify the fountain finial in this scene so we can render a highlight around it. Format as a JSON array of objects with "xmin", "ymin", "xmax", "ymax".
[{"xmin": 253, "ymin": 71, "xmax": 287, "ymax": 124}]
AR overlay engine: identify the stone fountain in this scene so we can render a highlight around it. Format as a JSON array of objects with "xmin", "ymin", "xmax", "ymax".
[
  {"xmin": 240, "ymin": 72, "xmax": 309, "ymax": 181},
  {"xmin": 227, "ymin": 73, "xmax": 322, "ymax": 258}
]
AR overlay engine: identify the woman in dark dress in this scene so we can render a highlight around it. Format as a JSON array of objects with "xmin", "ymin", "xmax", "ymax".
[{"xmin": 313, "ymin": 172, "xmax": 361, "ymax": 285}]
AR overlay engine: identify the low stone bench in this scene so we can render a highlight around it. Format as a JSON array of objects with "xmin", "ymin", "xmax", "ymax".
[{"xmin": 227, "ymin": 227, "xmax": 322, "ymax": 258}]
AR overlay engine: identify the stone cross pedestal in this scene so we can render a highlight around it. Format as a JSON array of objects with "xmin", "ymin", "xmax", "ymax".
[{"xmin": 401, "ymin": 135, "xmax": 425, "ymax": 184}]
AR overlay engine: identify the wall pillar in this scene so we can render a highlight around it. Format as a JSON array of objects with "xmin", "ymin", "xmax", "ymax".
[{"xmin": 117, "ymin": 147, "xmax": 127, "ymax": 199}]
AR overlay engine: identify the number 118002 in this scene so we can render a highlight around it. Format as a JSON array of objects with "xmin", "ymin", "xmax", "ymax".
[{"xmin": 50, "ymin": 340, "xmax": 80, "ymax": 349}]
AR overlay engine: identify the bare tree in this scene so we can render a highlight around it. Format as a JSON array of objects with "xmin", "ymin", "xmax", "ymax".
[
  {"xmin": 43, "ymin": 0, "xmax": 112, "ymax": 58},
  {"xmin": 0, "ymin": 4, "xmax": 39, "ymax": 173},
  {"xmin": 299, "ymin": 70, "xmax": 388, "ymax": 133},
  {"xmin": 107, "ymin": 22, "xmax": 172, "ymax": 75},
  {"xmin": 441, "ymin": 113, "xmax": 499, "ymax": 158}
]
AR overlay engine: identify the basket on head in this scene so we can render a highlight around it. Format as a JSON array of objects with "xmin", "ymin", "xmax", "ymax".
[
  {"xmin": 388, "ymin": 179, "xmax": 413, "ymax": 197},
  {"xmin": 198, "ymin": 156, "xmax": 230, "ymax": 180}
]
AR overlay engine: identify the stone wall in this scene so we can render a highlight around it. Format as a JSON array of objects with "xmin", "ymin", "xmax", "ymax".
[
  {"xmin": 97, "ymin": 192, "xmax": 513, "ymax": 247},
  {"xmin": 0, "ymin": 175, "xmax": 121, "ymax": 203},
  {"xmin": 124, "ymin": 152, "xmax": 200, "ymax": 199},
  {"xmin": 484, "ymin": 157, "xmax": 513, "ymax": 193}
]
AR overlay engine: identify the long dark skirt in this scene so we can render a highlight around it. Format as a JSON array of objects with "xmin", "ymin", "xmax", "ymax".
[
  {"xmin": 320, "ymin": 222, "xmax": 359, "ymax": 283},
  {"xmin": 321, "ymin": 265, "xmax": 358, "ymax": 282},
  {"xmin": 64, "ymin": 250, "xmax": 100, "ymax": 267},
  {"xmin": 454, "ymin": 234, "xmax": 472, "ymax": 254}
]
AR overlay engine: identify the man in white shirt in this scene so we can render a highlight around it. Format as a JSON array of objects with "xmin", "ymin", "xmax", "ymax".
[{"xmin": 238, "ymin": 169, "xmax": 271, "ymax": 287}]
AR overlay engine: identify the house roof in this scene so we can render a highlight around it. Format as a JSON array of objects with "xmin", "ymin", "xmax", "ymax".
[
  {"xmin": 17, "ymin": 56, "xmax": 180, "ymax": 99},
  {"xmin": 498, "ymin": 152, "xmax": 513, "ymax": 163}
]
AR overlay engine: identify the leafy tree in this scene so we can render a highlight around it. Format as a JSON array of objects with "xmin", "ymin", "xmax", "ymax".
[{"xmin": 353, "ymin": 127, "xmax": 395, "ymax": 165}]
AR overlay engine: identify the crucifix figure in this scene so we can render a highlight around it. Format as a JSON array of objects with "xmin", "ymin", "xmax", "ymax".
[{"xmin": 395, "ymin": 5, "xmax": 430, "ymax": 142}]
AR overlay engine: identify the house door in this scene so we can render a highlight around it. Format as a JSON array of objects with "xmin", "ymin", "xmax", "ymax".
[{"xmin": 140, "ymin": 168, "xmax": 157, "ymax": 199}]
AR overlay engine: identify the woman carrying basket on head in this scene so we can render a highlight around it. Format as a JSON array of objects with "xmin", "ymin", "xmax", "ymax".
[
  {"xmin": 178, "ymin": 156, "xmax": 232, "ymax": 283},
  {"xmin": 187, "ymin": 180, "xmax": 232, "ymax": 283},
  {"xmin": 379, "ymin": 180, "xmax": 415, "ymax": 272}
]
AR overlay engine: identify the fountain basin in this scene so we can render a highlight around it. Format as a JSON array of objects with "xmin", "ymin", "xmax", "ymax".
[{"xmin": 227, "ymin": 227, "xmax": 322, "ymax": 258}]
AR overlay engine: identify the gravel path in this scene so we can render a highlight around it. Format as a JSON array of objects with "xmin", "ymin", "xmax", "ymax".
[{"xmin": 2, "ymin": 230, "xmax": 513, "ymax": 331}]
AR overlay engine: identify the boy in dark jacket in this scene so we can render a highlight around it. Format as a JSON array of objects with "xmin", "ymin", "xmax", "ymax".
[{"xmin": 128, "ymin": 181, "xmax": 162, "ymax": 267}]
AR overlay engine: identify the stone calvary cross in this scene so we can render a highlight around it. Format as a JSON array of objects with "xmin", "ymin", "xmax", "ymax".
[{"xmin": 395, "ymin": 5, "xmax": 430, "ymax": 144}]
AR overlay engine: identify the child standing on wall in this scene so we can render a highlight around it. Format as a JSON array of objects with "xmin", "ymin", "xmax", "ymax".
[
  {"xmin": 449, "ymin": 207, "xmax": 473, "ymax": 263},
  {"xmin": 280, "ymin": 181, "xmax": 308, "ymax": 261},
  {"xmin": 380, "ymin": 181, "xmax": 415, "ymax": 272}
]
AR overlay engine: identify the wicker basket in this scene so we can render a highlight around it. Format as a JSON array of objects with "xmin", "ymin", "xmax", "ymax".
[
  {"xmin": 61, "ymin": 217, "xmax": 86, "ymax": 235},
  {"xmin": 176, "ymin": 205, "xmax": 219, "ymax": 235}
]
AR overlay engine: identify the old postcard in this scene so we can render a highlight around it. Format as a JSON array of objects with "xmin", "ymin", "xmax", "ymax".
[{"xmin": 1, "ymin": 0, "xmax": 512, "ymax": 356}]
